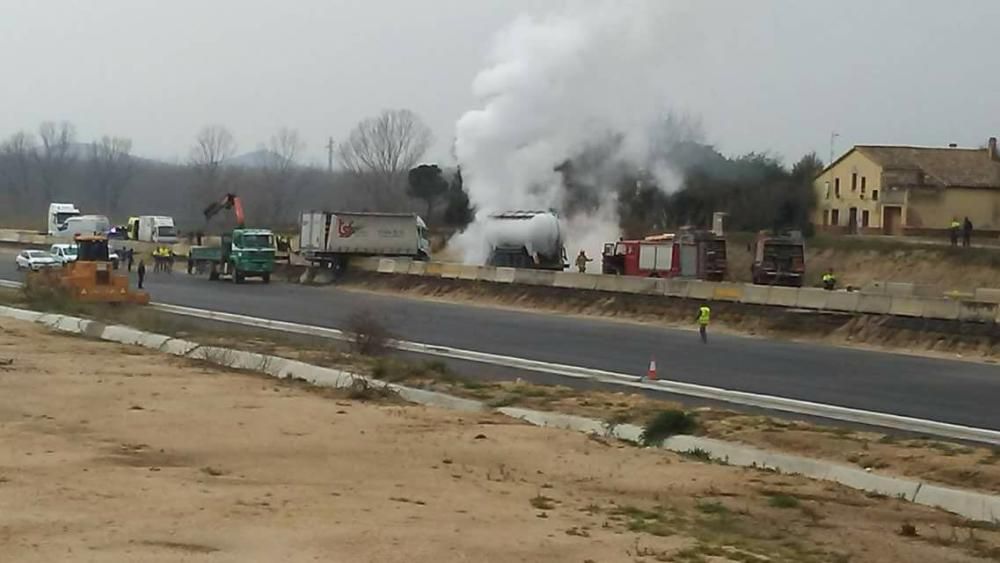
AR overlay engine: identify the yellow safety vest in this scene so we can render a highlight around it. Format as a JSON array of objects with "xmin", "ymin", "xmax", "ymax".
[
  {"xmin": 822, "ymin": 273, "xmax": 835, "ymax": 282},
  {"xmin": 698, "ymin": 306, "xmax": 711, "ymax": 325},
  {"xmin": 951, "ymin": 221, "xmax": 961, "ymax": 229}
]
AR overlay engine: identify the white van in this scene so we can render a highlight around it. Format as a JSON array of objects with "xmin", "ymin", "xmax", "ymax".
[{"xmin": 56, "ymin": 215, "xmax": 111, "ymax": 240}]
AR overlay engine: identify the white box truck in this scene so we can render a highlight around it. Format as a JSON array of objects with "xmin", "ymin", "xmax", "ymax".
[
  {"xmin": 127, "ymin": 215, "xmax": 178, "ymax": 243},
  {"xmin": 299, "ymin": 211, "xmax": 430, "ymax": 270}
]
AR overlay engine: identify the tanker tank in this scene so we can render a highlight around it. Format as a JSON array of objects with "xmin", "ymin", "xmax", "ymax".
[{"xmin": 483, "ymin": 211, "xmax": 567, "ymax": 270}]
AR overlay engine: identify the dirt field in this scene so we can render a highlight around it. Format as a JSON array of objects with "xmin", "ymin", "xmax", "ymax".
[{"xmin": 1, "ymin": 319, "xmax": 999, "ymax": 562}]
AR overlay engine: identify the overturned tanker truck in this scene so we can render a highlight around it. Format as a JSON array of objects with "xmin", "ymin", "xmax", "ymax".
[{"xmin": 484, "ymin": 211, "xmax": 567, "ymax": 271}]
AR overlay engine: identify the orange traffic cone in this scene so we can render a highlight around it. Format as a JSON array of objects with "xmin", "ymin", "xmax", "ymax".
[{"xmin": 646, "ymin": 357, "xmax": 657, "ymax": 381}]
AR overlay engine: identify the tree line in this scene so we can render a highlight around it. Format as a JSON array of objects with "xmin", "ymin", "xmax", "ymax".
[
  {"xmin": 0, "ymin": 111, "xmax": 475, "ymax": 234},
  {"xmin": 0, "ymin": 112, "xmax": 819, "ymax": 238}
]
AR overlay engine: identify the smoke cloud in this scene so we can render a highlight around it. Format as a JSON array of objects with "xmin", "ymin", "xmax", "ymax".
[{"xmin": 451, "ymin": 1, "xmax": 692, "ymax": 269}]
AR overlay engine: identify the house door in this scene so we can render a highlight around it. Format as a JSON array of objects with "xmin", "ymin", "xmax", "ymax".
[
  {"xmin": 883, "ymin": 206, "xmax": 902, "ymax": 235},
  {"xmin": 848, "ymin": 208, "xmax": 858, "ymax": 234}
]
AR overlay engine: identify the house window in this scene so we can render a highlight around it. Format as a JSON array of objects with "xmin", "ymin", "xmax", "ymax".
[
  {"xmin": 872, "ymin": 189, "xmax": 879, "ymax": 201},
  {"xmin": 852, "ymin": 173, "xmax": 858, "ymax": 191},
  {"xmin": 862, "ymin": 210, "xmax": 870, "ymax": 227},
  {"xmin": 835, "ymin": 178, "xmax": 841, "ymax": 198},
  {"xmin": 831, "ymin": 209, "xmax": 840, "ymax": 225},
  {"xmin": 861, "ymin": 176, "xmax": 867, "ymax": 190},
  {"xmin": 825, "ymin": 182, "xmax": 830, "ymax": 199}
]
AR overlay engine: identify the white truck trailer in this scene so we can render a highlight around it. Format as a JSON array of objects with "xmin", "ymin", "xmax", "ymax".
[
  {"xmin": 127, "ymin": 215, "xmax": 178, "ymax": 243},
  {"xmin": 299, "ymin": 211, "xmax": 430, "ymax": 270}
]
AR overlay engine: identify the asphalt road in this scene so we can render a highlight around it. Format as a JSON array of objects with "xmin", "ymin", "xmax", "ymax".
[{"xmin": 3, "ymin": 259, "xmax": 999, "ymax": 430}]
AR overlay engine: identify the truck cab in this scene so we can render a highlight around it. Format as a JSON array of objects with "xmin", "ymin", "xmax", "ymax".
[
  {"xmin": 47, "ymin": 203, "xmax": 81, "ymax": 236},
  {"xmin": 191, "ymin": 228, "xmax": 276, "ymax": 284}
]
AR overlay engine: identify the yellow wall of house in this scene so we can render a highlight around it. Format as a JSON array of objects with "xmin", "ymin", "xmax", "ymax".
[
  {"xmin": 906, "ymin": 188, "xmax": 1000, "ymax": 230},
  {"xmin": 814, "ymin": 151, "xmax": 884, "ymax": 229}
]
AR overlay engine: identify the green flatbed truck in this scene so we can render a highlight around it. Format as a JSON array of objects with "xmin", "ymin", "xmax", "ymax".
[{"xmin": 188, "ymin": 228, "xmax": 276, "ymax": 284}]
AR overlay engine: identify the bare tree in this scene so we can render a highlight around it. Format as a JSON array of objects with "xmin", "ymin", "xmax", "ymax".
[
  {"xmin": 89, "ymin": 136, "xmax": 134, "ymax": 216},
  {"xmin": 337, "ymin": 109, "xmax": 433, "ymax": 209},
  {"xmin": 0, "ymin": 131, "xmax": 37, "ymax": 208},
  {"xmin": 189, "ymin": 125, "xmax": 236, "ymax": 215},
  {"xmin": 34, "ymin": 121, "xmax": 77, "ymax": 202},
  {"xmin": 261, "ymin": 127, "xmax": 306, "ymax": 224}
]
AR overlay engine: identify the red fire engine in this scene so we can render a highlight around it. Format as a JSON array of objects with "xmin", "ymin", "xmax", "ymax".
[{"xmin": 602, "ymin": 229, "xmax": 726, "ymax": 280}]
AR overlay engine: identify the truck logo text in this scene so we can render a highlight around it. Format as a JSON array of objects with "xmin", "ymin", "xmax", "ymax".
[{"xmin": 337, "ymin": 218, "xmax": 361, "ymax": 238}]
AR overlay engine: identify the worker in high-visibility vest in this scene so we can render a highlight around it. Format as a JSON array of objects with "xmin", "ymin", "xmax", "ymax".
[
  {"xmin": 822, "ymin": 269, "xmax": 837, "ymax": 291},
  {"xmin": 696, "ymin": 304, "xmax": 711, "ymax": 344},
  {"xmin": 950, "ymin": 218, "xmax": 961, "ymax": 247}
]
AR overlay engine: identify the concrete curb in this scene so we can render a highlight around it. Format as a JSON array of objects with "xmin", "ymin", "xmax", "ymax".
[{"xmin": 0, "ymin": 304, "xmax": 996, "ymax": 522}]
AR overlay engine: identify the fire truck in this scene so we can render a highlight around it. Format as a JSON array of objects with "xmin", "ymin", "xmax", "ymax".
[{"xmin": 601, "ymin": 228, "xmax": 727, "ymax": 280}]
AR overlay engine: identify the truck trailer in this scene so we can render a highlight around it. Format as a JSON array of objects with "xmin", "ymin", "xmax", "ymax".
[{"xmin": 299, "ymin": 211, "xmax": 430, "ymax": 270}]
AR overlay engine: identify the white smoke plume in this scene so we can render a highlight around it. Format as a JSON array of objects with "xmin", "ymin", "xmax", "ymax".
[{"xmin": 452, "ymin": 1, "xmax": 690, "ymax": 269}]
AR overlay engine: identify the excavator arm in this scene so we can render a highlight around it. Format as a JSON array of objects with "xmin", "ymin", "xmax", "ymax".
[{"xmin": 203, "ymin": 193, "xmax": 245, "ymax": 227}]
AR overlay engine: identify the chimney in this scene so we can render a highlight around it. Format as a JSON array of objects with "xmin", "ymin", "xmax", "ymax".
[{"xmin": 990, "ymin": 137, "xmax": 998, "ymax": 161}]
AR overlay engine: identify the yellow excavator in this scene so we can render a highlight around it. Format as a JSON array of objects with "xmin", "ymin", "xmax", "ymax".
[{"xmin": 27, "ymin": 235, "xmax": 150, "ymax": 304}]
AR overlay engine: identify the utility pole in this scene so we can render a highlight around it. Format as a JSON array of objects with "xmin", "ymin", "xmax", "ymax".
[
  {"xmin": 326, "ymin": 136, "xmax": 335, "ymax": 173},
  {"xmin": 829, "ymin": 131, "xmax": 840, "ymax": 165}
]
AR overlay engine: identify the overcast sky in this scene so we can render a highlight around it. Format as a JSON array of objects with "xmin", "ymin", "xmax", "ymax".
[{"xmin": 2, "ymin": 0, "xmax": 999, "ymax": 166}]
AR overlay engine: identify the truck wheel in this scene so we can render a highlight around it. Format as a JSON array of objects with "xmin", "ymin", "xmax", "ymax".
[
  {"xmin": 234, "ymin": 271, "xmax": 244, "ymax": 284},
  {"xmin": 262, "ymin": 273, "xmax": 271, "ymax": 284},
  {"xmin": 209, "ymin": 265, "xmax": 220, "ymax": 281}
]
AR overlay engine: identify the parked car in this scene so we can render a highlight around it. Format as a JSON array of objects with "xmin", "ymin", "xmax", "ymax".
[
  {"xmin": 15, "ymin": 250, "xmax": 59, "ymax": 271},
  {"xmin": 49, "ymin": 243, "xmax": 78, "ymax": 264}
]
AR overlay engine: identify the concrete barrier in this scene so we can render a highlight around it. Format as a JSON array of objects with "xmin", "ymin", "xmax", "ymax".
[
  {"xmin": 376, "ymin": 258, "xmax": 396, "ymax": 274},
  {"xmin": 857, "ymin": 294, "xmax": 892, "ymax": 315},
  {"xmin": 824, "ymin": 291, "xmax": 860, "ymax": 312},
  {"xmin": 440, "ymin": 263, "xmax": 462, "ymax": 279},
  {"xmin": 921, "ymin": 299, "xmax": 961, "ymax": 320},
  {"xmin": 513, "ymin": 269, "xmax": 556, "ymax": 287},
  {"xmin": 766, "ymin": 286, "xmax": 800, "ymax": 308},
  {"xmin": 392, "ymin": 258, "xmax": 413, "ymax": 275},
  {"xmin": 974, "ymin": 288, "xmax": 1000, "ymax": 304},
  {"xmin": 887, "ymin": 297, "xmax": 925, "ymax": 318},
  {"xmin": 958, "ymin": 301, "xmax": 998, "ymax": 323},
  {"xmin": 617, "ymin": 277, "xmax": 660, "ymax": 294},
  {"xmin": 352, "ymin": 257, "xmax": 380, "ymax": 272},
  {"xmin": 494, "ymin": 267, "xmax": 516, "ymax": 284},
  {"xmin": 924, "ymin": 299, "xmax": 963, "ymax": 320},
  {"xmin": 662, "ymin": 279, "xmax": 690, "ymax": 298},
  {"xmin": 458, "ymin": 265, "xmax": 481, "ymax": 281},
  {"xmin": 408, "ymin": 261, "xmax": 427, "ymax": 276},
  {"xmin": 711, "ymin": 283, "xmax": 744, "ymax": 302},
  {"xmin": 0, "ymin": 231, "xmax": 19, "ymax": 243},
  {"xmin": 795, "ymin": 288, "xmax": 829, "ymax": 310},
  {"xmin": 686, "ymin": 280, "xmax": 716, "ymax": 301},
  {"xmin": 740, "ymin": 285, "xmax": 770, "ymax": 306},
  {"xmin": 885, "ymin": 282, "xmax": 915, "ymax": 298},
  {"xmin": 424, "ymin": 262, "xmax": 444, "ymax": 276},
  {"xmin": 552, "ymin": 272, "xmax": 598, "ymax": 291},
  {"xmin": 861, "ymin": 281, "xmax": 886, "ymax": 295}
]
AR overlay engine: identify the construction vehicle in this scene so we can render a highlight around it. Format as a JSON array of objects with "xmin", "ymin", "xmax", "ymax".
[
  {"xmin": 602, "ymin": 228, "xmax": 726, "ymax": 280},
  {"xmin": 484, "ymin": 211, "xmax": 567, "ymax": 270},
  {"xmin": 27, "ymin": 235, "xmax": 149, "ymax": 304},
  {"xmin": 751, "ymin": 230, "xmax": 805, "ymax": 287},
  {"xmin": 188, "ymin": 194, "xmax": 275, "ymax": 283}
]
